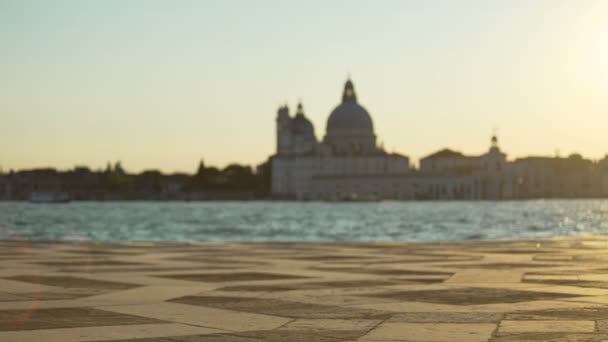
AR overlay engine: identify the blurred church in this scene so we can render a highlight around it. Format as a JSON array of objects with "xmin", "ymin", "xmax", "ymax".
[{"xmin": 269, "ymin": 79, "xmax": 608, "ymax": 200}]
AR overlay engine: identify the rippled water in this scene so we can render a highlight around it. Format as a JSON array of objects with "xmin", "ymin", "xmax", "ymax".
[{"xmin": 1, "ymin": 200, "xmax": 608, "ymax": 242}]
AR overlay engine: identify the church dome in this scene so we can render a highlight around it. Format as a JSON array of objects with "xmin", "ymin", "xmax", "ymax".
[
  {"xmin": 326, "ymin": 79, "xmax": 374, "ymax": 135},
  {"xmin": 292, "ymin": 103, "xmax": 315, "ymax": 140},
  {"xmin": 323, "ymin": 79, "xmax": 377, "ymax": 154}
]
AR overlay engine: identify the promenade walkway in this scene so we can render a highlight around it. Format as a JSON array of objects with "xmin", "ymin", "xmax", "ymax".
[{"xmin": 1, "ymin": 237, "xmax": 608, "ymax": 341}]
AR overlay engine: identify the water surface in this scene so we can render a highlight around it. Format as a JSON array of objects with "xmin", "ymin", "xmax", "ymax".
[{"xmin": 1, "ymin": 200, "xmax": 607, "ymax": 241}]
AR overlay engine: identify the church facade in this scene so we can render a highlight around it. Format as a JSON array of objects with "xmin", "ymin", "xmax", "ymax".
[
  {"xmin": 271, "ymin": 79, "xmax": 410, "ymax": 200},
  {"xmin": 269, "ymin": 79, "xmax": 608, "ymax": 200}
]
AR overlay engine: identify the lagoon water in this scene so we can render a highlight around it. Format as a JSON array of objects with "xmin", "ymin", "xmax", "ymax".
[{"xmin": 1, "ymin": 200, "xmax": 608, "ymax": 242}]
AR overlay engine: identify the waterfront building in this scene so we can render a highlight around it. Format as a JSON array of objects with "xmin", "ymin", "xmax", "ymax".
[
  {"xmin": 270, "ymin": 79, "xmax": 410, "ymax": 200},
  {"xmin": 417, "ymin": 135, "xmax": 506, "ymax": 200},
  {"xmin": 269, "ymin": 79, "xmax": 608, "ymax": 200},
  {"xmin": 506, "ymin": 154, "xmax": 602, "ymax": 199}
]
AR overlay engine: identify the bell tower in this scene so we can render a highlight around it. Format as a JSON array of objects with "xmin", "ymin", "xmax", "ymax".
[{"xmin": 276, "ymin": 105, "xmax": 292, "ymax": 155}]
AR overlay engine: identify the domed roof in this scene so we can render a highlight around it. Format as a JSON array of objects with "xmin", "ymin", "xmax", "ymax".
[
  {"xmin": 292, "ymin": 103, "xmax": 315, "ymax": 139},
  {"xmin": 326, "ymin": 79, "xmax": 374, "ymax": 135}
]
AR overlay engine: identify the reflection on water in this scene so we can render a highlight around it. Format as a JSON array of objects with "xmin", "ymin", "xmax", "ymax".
[{"xmin": 0, "ymin": 200, "xmax": 607, "ymax": 242}]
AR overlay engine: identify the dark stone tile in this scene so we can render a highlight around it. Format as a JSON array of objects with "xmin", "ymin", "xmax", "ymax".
[
  {"xmin": 171, "ymin": 334, "xmax": 262, "ymax": 342},
  {"xmin": 219, "ymin": 280, "xmax": 398, "ymax": 292},
  {"xmin": 444, "ymin": 263, "xmax": 557, "ymax": 269},
  {"xmin": 523, "ymin": 278, "xmax": 608, "ymax": 289},
  {"xmin": 593, "ymin": 319, "xmax": 608, "ymax": 332},
  {"xmin": 489, "ymin": 332, "xmax": 608, "ymax": 341},
  {"xmin": 170, "ymin": 295, "xmax": 390, "ymax": 319},
  {"xmin": 506, "ymin": 307, "xmax": 608, "ymax": 321},
  {"xmin": 218, "ymin": 284, "xmax": 307, "ymax": 292},
  {"xmin": 533, "ymin": 255, "xmax": 574, "ymax": 262},
  {"xmin": 286, "ymin": 255, "xmax": 375, "ymax": 261},
  {"xmin": 91, "ymin": 339, "xmax": 177, "ymax": 342},
  {"xmin": 389, "ymin": 312, "xmax": 503, "ymax": 323},
  {"xmin": 5, "ymin": 275, "xmax": 139, "ymax": 289},
  {"xmin": 64, "ymin": 249, "xmax": 139, "ymax": 256},
  {"xmin": 389, "ymin": 277, "xmax": 446, "ymax": 284},
  {"xmin": 362, "ymin": 255, "xmax": 484, "ymax": 265},
  {"xmin": 158, "ymin": 272, "xmax": 309, "ymax": 283},
  {"xmin": 363, "ymin": 287, "xmax": 577, "ymax": 305},
  {"xmin": 0, "ymin": 307, "xmax": 163, "ymax": 331},
  {"xmin": 303, "ymin": 279, "xmax": 400, "ymax": 288},
  {"xmin": 311, "ymin": 266, "xmax": 452, "ymax": 277},
  {"xmin": 228, "ymin": 330, "xmax": 346, "ymax": 342},
  {"xmin": 60, "ymin": 266, "xmax": 226, "ymax": 273},
  {"xmin": 0, "ymin": 292, "xmax": 30, "ymax": 301},
  {"xmin": 0, "ymin": 291, "xmax": 100, "ymax": 301},
  {"xmin": 34, "ymin": 260, "xmax": 145, "ymax": 267},
  {"xmin": 572, "ymin": 254, "xmax": 608, "ymax": 262},
  {"xmin": 475, "ymin": 249, "xmax": 556, "ymax": 254}
]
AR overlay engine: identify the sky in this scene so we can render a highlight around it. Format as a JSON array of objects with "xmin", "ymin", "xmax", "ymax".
[{"xmin": 1, "ymin": 0, "xmax": 608, "ymax": 173}]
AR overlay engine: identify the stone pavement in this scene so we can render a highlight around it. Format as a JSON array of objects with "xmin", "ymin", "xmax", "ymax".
[{"xmin": 3, "ymin": 237, "xmax": 608, "ymax": 341}]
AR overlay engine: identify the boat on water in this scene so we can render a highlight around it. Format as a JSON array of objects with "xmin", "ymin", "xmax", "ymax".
[{"xmin": 29, "ymin": 192, "xmax": 71, "ymax": 203}]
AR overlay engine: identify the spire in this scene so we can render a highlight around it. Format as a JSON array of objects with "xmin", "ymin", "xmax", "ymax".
[
  {"xmin": 296, "ymin": 101, "xmax": 304, "ymax": 116},
  {"xmin": 489, "ymin": 131, "xmax": 501, "ymax": 153},
  {"xmin": 342, "ymin": 78, "xmax": 357, "ymax": 103}
]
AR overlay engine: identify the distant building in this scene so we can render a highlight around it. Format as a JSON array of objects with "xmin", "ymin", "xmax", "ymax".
[
  {"xmin": 269, "ymin": 78, "xmax": 608, "ymax": 200},
  {"xmin": 506, "ymin": 154, "xmax": 601, "ymax": 199},
  {"xmin": 271, "ymin": 79, "xmax": 410, "ymax": 200},
  {"xmin": 416, "ymin": 135, "xmax": 506, "ymax": 200}
]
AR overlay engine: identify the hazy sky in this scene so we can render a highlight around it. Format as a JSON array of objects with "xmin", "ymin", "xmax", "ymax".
[{"xmin": 2, "ymin": 0, "xmax": 608, "ymax": 173}]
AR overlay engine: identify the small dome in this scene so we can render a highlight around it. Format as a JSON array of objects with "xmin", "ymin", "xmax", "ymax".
[{"xmin": 292, "ymin": 103, "xmax": 315, "ymax": 140}]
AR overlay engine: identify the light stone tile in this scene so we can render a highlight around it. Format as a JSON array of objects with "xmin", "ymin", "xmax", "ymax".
[
  {"xmin": 82, "ymin": 285, "xmax": 210, "ymax": 305},
  {"xmin": 446, "ymin": 270, "xmax": 524, "ymax": 284},
  {"xmin": 559, "ymin": 295, "xmax": 608, "ymax": 304},
  {"xmin": 0, "ymin": 278, "xmax": 65, "ymax": 293},
  {"xmin": 523, "ymin": 285, "xmax": 608, "ymax": 297},
  {"xmin": 281, "ymin": 318, "xmax": 380, "ymax": 332},
  {"xmin": 0, "ymin": 323, "xmax": 221, "ymax": 342},
  {"xmin": 497, "ymin": 320, "xmax": 595, "ymax": 335},
  {"xmin": 578, "ymin": 274, "xmax": 608, "ymax": 281},
  {"xmin": 523, "ymin": 274, "xmax": 579, "ymax": 280},
  {"xmin": 464, "ymin": 300, "xmax": 608, "ymax": 313},
  {"xmin": 98, "ymin": 302, "xmax": 290, "ymax": 331},
  {"xmin": 360, "ymin": 322, "xmax": 496, "ymax": 341}
]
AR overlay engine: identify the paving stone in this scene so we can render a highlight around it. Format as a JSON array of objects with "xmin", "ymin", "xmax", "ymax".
[
  {"xmin": 388, "ymin": 312, "xmax": 504, "ymax": 323},
  {"xmin": 360, "ymin": 322, "xmax": 496, "ymax": 341},
  {"xmin": 279, "ymin": 318, "xmax": 381, "ymax": 339},
  {"xmin": 219, "ymin": 280, "xmax": 398, "ymax": 292},
  {"xmin": 4, "ymin": 238, "xmax": 608, "ymax": 340},
  {"xmin": 496, "ymin": 320, "xmax": 595, "ymax": 336},
  {"xmin": 170, "ymin": 295, "xmax": 390, "ymax": 319},
  {"xmin": 0, "ymin": 307, "xmax": 163, "ymax": 331},
  {"xmin": 158, "ymin": 272, "xmax": 309, "ymax": 283},
  {"xmin": 506, "ymin": 307, "xmax": 608, "ymax": 320},
  {"xmin": 0, "ymin": 292, "xmax": 30, "ymax": 301},
  {"xmin": 445, "ymin": 263, "xmax": 557, "ymax": 269},
  {"xmin": 489, "ymin": 332, "xmax": 608, "ymax": 341},
  {"xmin": 363, "ymin": 287, "xmax": 577, "ymax": 305},
  {"xmin": 312, "ymin": 266, "xmax": 452, "ymax": 277},
  {"xmin": 524, "ymin": 278, "xmax": 608, "ymax": 289},
  {"xmin": 0, "ymin": 323, "xmax": 221, "ymax": 342},
  {"xmin": 34, "ymin": 260, "xmax": 145, "ymax": 267},
  {"xmin": 5, "ymin": 275, "xmax": 139, "ymax": 289},
  {"xmin": 60, "ymin": 266, "xmax": 210, "ymax": 273},
  {"xmin": 229, "ymin": 330, "xmax": 346, "ymax": 342},
  {"xmin": 594, "ymin": 319, "xmax": 608, "ymax": 332}
]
